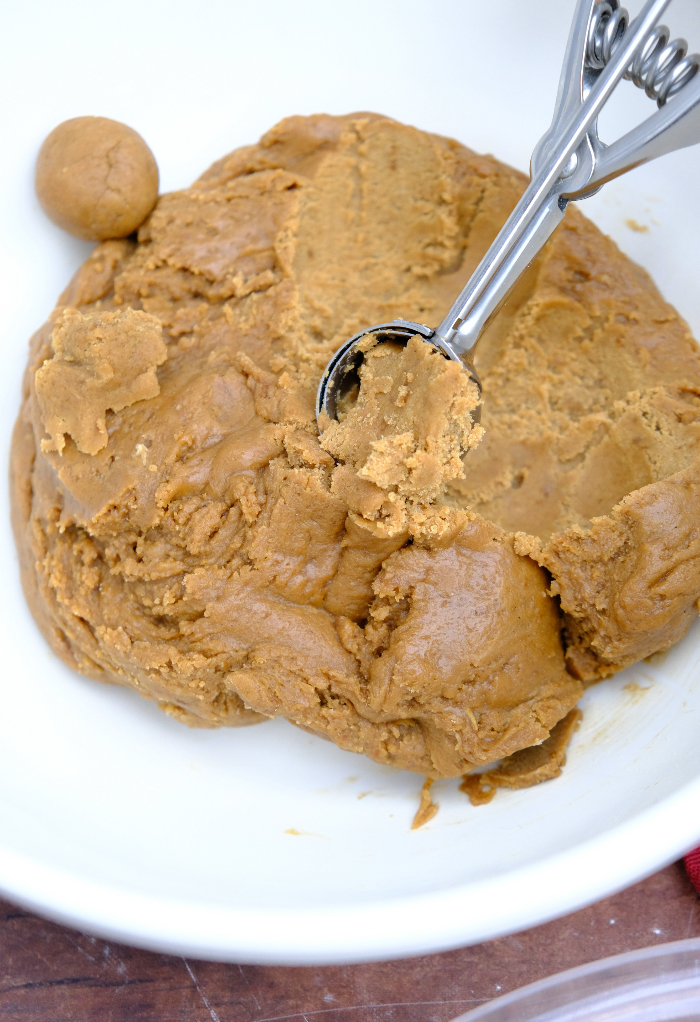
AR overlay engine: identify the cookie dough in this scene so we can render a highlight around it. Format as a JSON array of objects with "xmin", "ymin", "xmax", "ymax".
[
  {"xmin": 460, "ymin": 708, "xmax": 582, "ymax": 805},
  {"xmin": 35, "ymin": 116, "xmax": 159, "ymax": 240},
  {"xmin": 320, "ymin": 335, "xmax": 483, "ymax": 536},
  {"xmin": 36, "ymin": 306, "xmax": 167, "ymax": 456},
  {"xmin": 12, "ymin": 113, "xmax": 700, "ymax": 777}
]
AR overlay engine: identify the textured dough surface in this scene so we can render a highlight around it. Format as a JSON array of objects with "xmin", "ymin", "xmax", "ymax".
[
  {"xmin": 320, "ymin": 335, "xmax": 483, "ymax": 535},
  {"xmin": 11, "ymin": 113, "xmax": 700, "ymax": 774},
  {"xmin": 36, "ymin": 306, "xmax": 167, "ymax": 455}
]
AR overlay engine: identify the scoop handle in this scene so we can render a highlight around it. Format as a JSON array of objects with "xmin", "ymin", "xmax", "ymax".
[
  {"xmin": 566, "ymin": 72, "xmax": 700, "ymax": 196},
  {"xmin": 433, "ymin": 0, "xmax": 671, "ymax": 360}
]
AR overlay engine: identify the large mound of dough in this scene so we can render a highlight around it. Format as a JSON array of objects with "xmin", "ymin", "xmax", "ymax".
[{"xmin": 11, "ymin": 113, "xmax": 700, "ymax": 778}]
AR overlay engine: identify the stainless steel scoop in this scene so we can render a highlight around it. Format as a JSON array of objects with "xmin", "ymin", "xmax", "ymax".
[{"xmin": 316, "ymin": 0, "xmax": 700, "ymax": 424}]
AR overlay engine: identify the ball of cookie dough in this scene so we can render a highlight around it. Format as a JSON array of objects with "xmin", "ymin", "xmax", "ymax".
[{"xmin": 35, "ymin": 116, "xmax": 159, "ymax": 241}]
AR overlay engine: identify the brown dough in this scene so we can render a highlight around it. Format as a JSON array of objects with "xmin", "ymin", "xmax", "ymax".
[
  {"xmin": 11, "ymin": 113, "xmax": 700, "ymax": 775},
  {"xmin": 460, "ymin": 707, "xmax": 582, "ymax": 806},
  {"xmin": 35, "ymin": 306, "xmax": 166, "ymax": 455},
  {"xmin": 412, "ymin": 779, "xmax": 439, "ymax": 829},
  {"xmin": 35, "ymin": 116, "xmax": 159, "ymax": 241},
  {"xmin": 320, "ymin": 335, "xmax": 483, "ymax": 537}
]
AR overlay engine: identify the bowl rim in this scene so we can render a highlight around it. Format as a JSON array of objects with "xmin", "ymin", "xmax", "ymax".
[{"xmin": 2, "ymin": 772, "xmax": 700, "ymax": 964}]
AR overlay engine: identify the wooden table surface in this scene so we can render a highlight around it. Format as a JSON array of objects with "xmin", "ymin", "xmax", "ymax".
[{"xmin": 1, "ymin": 862, "xmax": 698, "ymax": 1022}]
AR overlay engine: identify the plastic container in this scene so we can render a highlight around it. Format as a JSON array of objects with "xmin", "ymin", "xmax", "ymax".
[{"xmin": 454, "ymin": 938, "xmax": 700, "ymax": 1022}]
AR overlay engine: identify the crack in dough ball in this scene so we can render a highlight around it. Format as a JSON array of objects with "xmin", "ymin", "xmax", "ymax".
[{"xmin": 35, "ymin": 116, "xmax": 159, "ymax": 241}]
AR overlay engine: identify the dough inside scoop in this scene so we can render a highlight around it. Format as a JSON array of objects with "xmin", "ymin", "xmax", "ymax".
[{"xmin": 320, "ymin": 335, "xmax": 483, "ymax": 536}]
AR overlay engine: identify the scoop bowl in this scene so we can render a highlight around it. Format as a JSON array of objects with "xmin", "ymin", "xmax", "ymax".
[{"xmin": 315, "ymin": 319, "xmax": 480, "ymax": 426}]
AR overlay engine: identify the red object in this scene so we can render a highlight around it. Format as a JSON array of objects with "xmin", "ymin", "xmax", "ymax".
[{"xmin": 684, "ymin": 847, "xmax": 700, "ymax": 894}]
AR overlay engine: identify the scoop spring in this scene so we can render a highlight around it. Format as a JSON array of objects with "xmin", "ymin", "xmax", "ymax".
[{"xmin": 589, "ymin": 1, "xmax": 700, "ymax": 106}]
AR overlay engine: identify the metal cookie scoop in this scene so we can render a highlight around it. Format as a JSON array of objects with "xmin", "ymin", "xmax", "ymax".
[{"xmin": 316, "ymin": 0, "xmax": 700, "ymax": 425}]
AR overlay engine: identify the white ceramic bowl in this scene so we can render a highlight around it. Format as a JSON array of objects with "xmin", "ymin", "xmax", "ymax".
[{"xmin": 2, "ymin": 0, "xmax": 700, "ymax": 965}]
